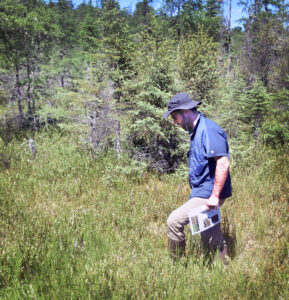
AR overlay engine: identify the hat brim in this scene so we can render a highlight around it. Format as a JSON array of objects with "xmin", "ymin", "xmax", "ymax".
[{"xmin": 162, "ymin": 101, "xmax": 201, "ymax": 119}]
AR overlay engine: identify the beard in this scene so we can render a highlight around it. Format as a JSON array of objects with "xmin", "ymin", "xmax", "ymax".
[{"xmin": 181, "ymin": 114, "xmax": 194, "ymax": 133}]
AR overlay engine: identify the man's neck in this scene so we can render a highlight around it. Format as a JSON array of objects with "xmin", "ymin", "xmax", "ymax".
[
  {"xmin": 193, "ymin": 114, "xmax": 199, "ymax": 127},
  {"xmin": 188, "ymin": 112, "xmax": 199, "ymax": 134}
]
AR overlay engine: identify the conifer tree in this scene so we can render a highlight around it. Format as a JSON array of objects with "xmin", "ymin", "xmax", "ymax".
[
  {"xmin": 51, "ymin": 0, "xmax": 78, "ymax": 88},
  {"xmin": 77, "ymin": 2, "xmax": 101, "ymax": 51},
  {"xmin": 131, "ymin": 0, "xmax": 154, "ymax": 31},
  {"xmin": 0, "ymin": 0, "xmax": 57, "ymax": 120},
  {"xmin": 161, "ymin": 0, "xmax": 206, "ymax": 39},
  {"xmin": 239, "ymin": 79, "xmax": 271, "ymax": 137},
  {"xmin": 179, "ymin": 0, "xmax": 205, "ymax": 35},
  {"xmin": 93, "ymin": 0, "xmax": 136, "ymax": 158},
  {"xmin": 238, "ymin": 0, "xmax": 288, "ymax": 87},
  {"xmin": 178, "ymin": 28, "xmax": 219, "ymax": 103},
  {"xmin": 123, "ymin": 16, "xmax": 187, "ymax": 172},
  {"xmin": 261, "ymin": 87, "xmax": 289, "ymax": 147},
  {"xmin": 204, "ymin": 0, "xmax": 223, "ymax": 41}
]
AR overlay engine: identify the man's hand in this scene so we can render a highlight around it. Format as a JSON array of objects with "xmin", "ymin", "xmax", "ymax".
[
  {"xmin": 206, "ymin": 156, "xmax": 230, "ymax": 210},
  {"xmin": 206, "ymin": 194, "xmax": 219, "ymax": 210}
]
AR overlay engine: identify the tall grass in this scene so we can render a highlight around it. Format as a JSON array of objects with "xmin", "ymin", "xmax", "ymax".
[{"xmin": 0, "ymin": 132, "xmax": 288, "ymax": 299}]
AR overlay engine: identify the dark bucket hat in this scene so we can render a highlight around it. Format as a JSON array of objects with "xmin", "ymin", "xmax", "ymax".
[{"xmin": 162, "ymin": 92, "xmax": 201, "ymax": 119}]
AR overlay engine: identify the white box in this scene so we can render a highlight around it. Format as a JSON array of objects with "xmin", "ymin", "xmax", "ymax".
[{"xmin": 188, "ymin": 205, "xmax": 221, "ymax": 235}]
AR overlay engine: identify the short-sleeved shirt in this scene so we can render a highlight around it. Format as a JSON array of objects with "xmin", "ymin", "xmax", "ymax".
[{"xmin": 188, "ymin": 112, "xmax": 232, "ymax": 199}]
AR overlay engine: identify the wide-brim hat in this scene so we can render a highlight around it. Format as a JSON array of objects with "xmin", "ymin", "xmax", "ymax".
[{"xmin": 162, "ymin": 92, "xmax": 201, "ymax": 118}]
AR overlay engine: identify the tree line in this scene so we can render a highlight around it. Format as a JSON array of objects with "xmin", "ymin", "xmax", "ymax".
[{"xmin": 0, "ymin": 0, "xmax": 288, "ymax": 172}]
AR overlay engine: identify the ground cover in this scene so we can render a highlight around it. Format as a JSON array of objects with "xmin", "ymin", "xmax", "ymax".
[{"xmin": 0, "ymin": 132, "xmax": 288, "ymax": 299}]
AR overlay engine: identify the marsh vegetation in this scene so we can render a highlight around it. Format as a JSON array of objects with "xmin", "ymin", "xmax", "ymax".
[{"xmin": 0, "ymin": 0, "xmax": 288, "ymax": 298}]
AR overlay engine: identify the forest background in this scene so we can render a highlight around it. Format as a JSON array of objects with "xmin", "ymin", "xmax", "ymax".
[{"xmin": 0, "ymin": 0, "xmax": 288, "ymax": 298}]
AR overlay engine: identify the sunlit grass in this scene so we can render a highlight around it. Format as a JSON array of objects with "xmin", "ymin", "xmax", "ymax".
[{"xmin": 0, "ymin": 132, "xmax": 288, "ymax": 299}]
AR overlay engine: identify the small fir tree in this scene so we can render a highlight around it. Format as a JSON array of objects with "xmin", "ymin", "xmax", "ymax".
[{"xmin": 178, "ymin": 27, "xmax": 219, "ymax": 104}]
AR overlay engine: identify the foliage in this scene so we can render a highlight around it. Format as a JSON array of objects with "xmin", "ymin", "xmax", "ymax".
[
  {"xmin": 260, "ymin": 88, "xmax": 289, "ymax": 147},
  {"xmin": 0, "ymin": 0, "xmax": 288, "ymax": 152},
  {"xmin": 0, "ymin": 133, "xmax": 288, "ymax": 298},
  {"xmin": 178, "ymin": 28, "xmax": 219, "ymax": 103},
  {"xmin": 238, "ymin": 79, "xmax": 271, "ymax": 135},
  {"xmin": 261, "ymin": 113, "xmax": 289, "ymax": 147},
  {"xmin": 238, "ymin": 0, "xmax": 289, "ymax": 89},
  {"xmin": 122, "ymin": 19, "xmax": 188, "ymax": 172},
  {"xmin": 0, "ymin": 1, "xmax": 289, "ymax": 297},
  {"xmin": 130, "ymin": 0, "xmax": 154, "ymax": 32}
]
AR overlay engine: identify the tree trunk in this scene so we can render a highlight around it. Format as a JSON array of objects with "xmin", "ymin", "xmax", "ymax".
[
  {"xmin": 177, "ymin": 0, "xmax": 181, "ymax": 41},
  {"xmin": 15, "ymin": 63, "xmax": 23, "ymax": 121},
  {"xmin": 115, "ymin": 88, "xmax": 121, "ymax": 160},
  {"xmin": 61, "ymin": 75, "xmax": 65, "ymax": 88},
  {"xmin": 28, "ymin": 138, "xmax": 37, "ymax": 159},
  {"xmin": 26, "ymin": 58, "xmax": 33, "ymax": 116},
  {"xmin": 91, "ymin": 110, "xmax": 98, "ymax": 151},
  {"xmin": 155, "ymin": 135, "xmax": 160, "ymax": 172},
  {"xmin": 246, "ymin": 10, "xmax": 252, "ymax": 85},
  {"xmin": 116, "ymin": 116, "xmax": 121, "ymax": 160},
  {"xmin": 226, "ymin": 0, "xmax": 232, "ymax": 79}
]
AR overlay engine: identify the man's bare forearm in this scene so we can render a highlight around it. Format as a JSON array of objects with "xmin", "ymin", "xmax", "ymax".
[
  {"xmin": 211, "ymin": 156, "xmax": 230, "ymax": 198},
  {"xmin": 206, "ymin": 156, "xmax": 230, "ymax": 208}
]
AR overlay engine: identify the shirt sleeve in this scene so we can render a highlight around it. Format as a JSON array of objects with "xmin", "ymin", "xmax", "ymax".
[{"xmin": 205, "ymin": 126, "xmax": 230, "ymax": 159}]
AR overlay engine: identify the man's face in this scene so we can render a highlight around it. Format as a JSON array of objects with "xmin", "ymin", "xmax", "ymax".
[{"xmin": 170, "ymin": 110, "xmax": 188, "ymax": 130}]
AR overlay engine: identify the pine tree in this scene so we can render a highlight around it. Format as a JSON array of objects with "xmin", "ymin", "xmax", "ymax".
[
  {"xmin": 261, "ymin": 88, "xmax": 289, "ymax": 147},
  {"xmin": 77, "ymin": 2, "xmax": 101, "ymax": 51},
  {"xmin": 131, "ymin": 0, "xmax": 154, "ymax": 32},
  {"xmin": 0, "ymin": 0, "xmax": 57, "ymax": 120},
  {"xmin": 178, "ymin": 27, "xmax": 219, "ymax": 103},
  {"xmin": 204, "ymin": 0, "xmax": 223, "ymax": 41},
  {"xmin": 239, "ymin": 79, "xmax": 271, "ymax": 137},
  {"xmin": 122, "ymin": 16, "xmax": 188, "ymax": 172},
  {"xmin": 50, "ymin": 0, "xmax": 79, "ymax": 88},
  {"xmin": 179, "ymin": 0, "xmax": 205, "ymax": 35},
  {"xmin": 92, "ymin": 0, "xmax": 136, "ymax": 159},
  {"xmin": 238, "ymin": 0, "xmax": 287, "ymax": 87}
]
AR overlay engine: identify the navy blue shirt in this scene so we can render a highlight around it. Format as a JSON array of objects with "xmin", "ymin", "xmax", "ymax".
[{"xmin": 188, "ymin": 113, "xmax": 232, "ymax": 199}]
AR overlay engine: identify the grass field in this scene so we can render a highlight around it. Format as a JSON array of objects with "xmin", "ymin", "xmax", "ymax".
[{"xmin": 0, "ymin": 132, "xmax": 288, "ymax": 299}]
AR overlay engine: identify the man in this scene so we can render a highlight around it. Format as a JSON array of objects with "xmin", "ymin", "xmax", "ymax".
[{"xmin": 162, "ymin": 92, "xmax": 232, "ymax": 261}]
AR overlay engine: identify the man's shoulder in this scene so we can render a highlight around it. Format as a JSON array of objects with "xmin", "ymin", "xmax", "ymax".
[{"xmin": 199, "ymin": 114, "xmax": 225, "ymax": 134}]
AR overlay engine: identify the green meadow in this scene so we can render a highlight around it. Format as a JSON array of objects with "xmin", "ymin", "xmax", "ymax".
[
  {"xmin": 0, "ymin": 132, "xmax": 288, "ymax": 299},
  {"xmin": 1, "ymin": 0, "xmax": 289, "ymax": 298}
]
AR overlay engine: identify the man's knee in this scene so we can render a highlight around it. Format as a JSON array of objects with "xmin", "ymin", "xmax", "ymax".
[
  {"xmin": 167, "ymin": 210, "xmax": 185, "ymax": 242},
  {"xmin": 167, "ymin": 210, "xmax": 177, "ymax": 230}
]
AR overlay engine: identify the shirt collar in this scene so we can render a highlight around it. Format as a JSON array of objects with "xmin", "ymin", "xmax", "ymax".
[{"xmin": 189, "ymin": 112, "xmax": 202, "ymax": 138}]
